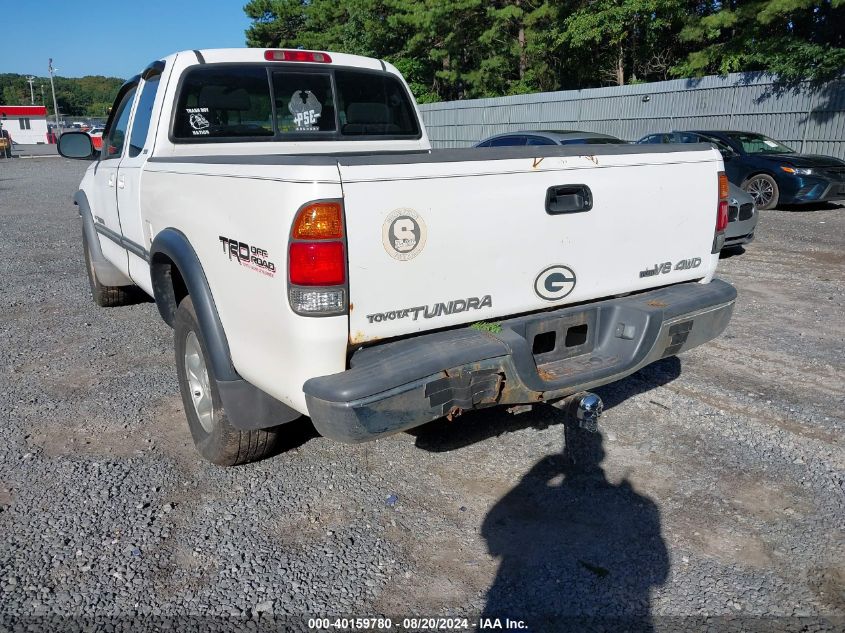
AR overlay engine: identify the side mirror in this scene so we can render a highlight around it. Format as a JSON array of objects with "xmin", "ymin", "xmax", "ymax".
[
  {"xmin": 58, "ymin": 131, "xmax": 97, "ymax": 160},
  {"xmin": 719, "ymin": 148, "xmax": 736, "ymax": 161}
]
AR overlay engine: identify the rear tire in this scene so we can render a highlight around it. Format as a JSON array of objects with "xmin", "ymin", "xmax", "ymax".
[
  {"xmin": 743, "ymin": 174, "xmax": 779, "ymax": 210},
  {"xmin": 174, "ymin": 296, "xmax": 279, "ymax": 466},
  {"xmin": 83, "ymin": 231, "xmax": 136, "ymax": 307}
]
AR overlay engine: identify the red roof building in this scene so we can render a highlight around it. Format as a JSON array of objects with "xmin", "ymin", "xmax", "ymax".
[{"xmin": 0, "ymin": 105, "xmax": 50, "ymax": 144}]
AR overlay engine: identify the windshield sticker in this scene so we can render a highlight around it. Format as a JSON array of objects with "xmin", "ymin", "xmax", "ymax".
[
  {"xmin": 382, "ymin": 208, "xmax": 427, "ymax": 261},
  {"xmin": 288, "ymin": 91, "xmax": 322, "ymax": 130},
  {"xmin": 763, "ymin": 140, "xmax": 778, "ymax": 147},
  {"xmin": 186, "ymin": 108, "xmax": 210, "ymax": 135}
]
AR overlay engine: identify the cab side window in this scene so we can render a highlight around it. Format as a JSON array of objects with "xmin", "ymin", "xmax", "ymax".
[
  {"xmin": 128, "ymin": 75, "xmax": 161, "ymax": 158},
  {"xmin": 103, "ymin": 87, "xmax": 137, "ymax": 159}
]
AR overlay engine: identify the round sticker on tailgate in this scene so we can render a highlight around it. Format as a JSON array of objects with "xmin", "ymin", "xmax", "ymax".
[
  {"xmin": 382, "ymin": 208, "xmax": 427, "ymax": 261},
  {"xmin": 534, "ymin": 265, "xmax": 577, "ymax": 301}
]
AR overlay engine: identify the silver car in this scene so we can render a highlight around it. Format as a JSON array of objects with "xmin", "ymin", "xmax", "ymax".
[
  {"xmin": 724, "ymin": 183, "xmax": 759, "ymax": 249},
  {"xmin": 475, "ymin": 130, "xmax": 626, "ymax": 147}
]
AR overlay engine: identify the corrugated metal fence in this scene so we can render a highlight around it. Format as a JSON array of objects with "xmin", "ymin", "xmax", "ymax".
[{"xmin": 418, "ymin": 72, "xmax": 845, "ymax": 159}]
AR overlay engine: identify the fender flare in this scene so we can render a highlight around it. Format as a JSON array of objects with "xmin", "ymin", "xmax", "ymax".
[
  {"xmin": 73, "ymin": 190, "xmax": 133, "ymax": 287},
  {"xmin": 149, "ymin": 228, "xmax": 300, "ymax": 429},
  {"xmin": 150, "ymin": 228, "xmax": 236, "ymax": 380}
]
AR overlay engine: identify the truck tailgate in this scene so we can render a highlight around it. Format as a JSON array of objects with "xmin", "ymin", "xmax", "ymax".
[{"xmin": 339, "ymin": 146, "xmax": 722, "ymax": 343}]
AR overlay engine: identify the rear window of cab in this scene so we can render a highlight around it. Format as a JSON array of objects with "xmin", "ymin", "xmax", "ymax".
[{"xmin": 172, "ymin": 64, "xmax": 420, "ymax": 141}]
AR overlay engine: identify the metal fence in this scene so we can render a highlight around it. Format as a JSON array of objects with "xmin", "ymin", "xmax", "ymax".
[{"xmin": 418, "ymin": 72, "xmax": 845, "ymax": 159}]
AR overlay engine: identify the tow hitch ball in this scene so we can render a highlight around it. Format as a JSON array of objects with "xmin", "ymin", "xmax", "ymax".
[{"xmin": 552, "ymin": 391, "xmax": 604, "ymax": 432}]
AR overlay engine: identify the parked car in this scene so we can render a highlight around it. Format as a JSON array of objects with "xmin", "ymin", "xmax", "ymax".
[
  {"xmin": 476, "ymin": 130, "xmax": 626, "ymax": 147},
  {"xmin": 88, "ymin": 127, "xmax": 104, "ymax": 151},
  {"xmin": 57, "ymin": 47, "xmax": 735, "ymax": 466},
  {"xmin": 724, "ymin": 183, "xmax": 758, "ymax": 250},
  {"xmin": 637, "ymin": 130, "xmax": 845, "ymax": 210}
]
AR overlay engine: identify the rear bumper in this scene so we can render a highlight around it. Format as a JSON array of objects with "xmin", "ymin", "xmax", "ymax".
[
  {"xmin": 304, "ymin": 279, "xmax": 737, "ymax": 443},
  {"xmin": 724, "ymin": 213, "xmax": 758, "ymax": 247},
  {"xmin": 724, "ymin": 231, "xmax": 755, "ymax": 247}
]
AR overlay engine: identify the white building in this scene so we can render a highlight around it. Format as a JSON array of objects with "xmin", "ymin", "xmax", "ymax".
[{"xmin": 0, "ymin": 105, "xmax": 50, "ymax": 144}]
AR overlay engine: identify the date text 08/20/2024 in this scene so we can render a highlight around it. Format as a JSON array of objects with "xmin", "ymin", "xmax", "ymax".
[{"xmin": 306, "ymin": 617, "xmax": 527, "ymax": 630}]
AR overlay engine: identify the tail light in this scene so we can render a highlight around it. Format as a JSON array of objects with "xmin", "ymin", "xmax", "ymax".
[
  {"xmin": 713, "ymin": 172, "xmax": 729, "ymax": 252},
  {"xmin": 288, "ymin": 200, "xmax": 347, "ymax": 315},
  {"xmin": 717, "ymin": 201, "xmax": 729, "ymax": 232}
]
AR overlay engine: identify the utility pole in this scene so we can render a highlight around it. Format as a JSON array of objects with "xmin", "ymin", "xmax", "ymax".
[
  {"xmin": 26, "ymin": 77, "xmax": 36, "ymax": 105},
  {"xmin": 48, "ymin": 58, "xmax": 61, "ymax": 137}
]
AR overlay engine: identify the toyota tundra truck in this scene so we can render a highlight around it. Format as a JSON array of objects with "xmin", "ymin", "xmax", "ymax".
[{"xmin": 58, "ymin": 48, "xmax": 736, "ymax": 466}]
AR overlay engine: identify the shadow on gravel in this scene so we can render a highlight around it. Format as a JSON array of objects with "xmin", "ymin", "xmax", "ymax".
[
  {"xmin": 479, "ymin": 422, "xmax": 669, "ymax": 632},
  {"xmin": 271, "ymin": 417, "xmax": 321, "ymax": 456},
  {"xmin": 720, "ymin": 245, "xmax": 747, "ymax": 259},
  {"xmin": 410, "ymin": 356, "xmax": 680, "ymax": 453},
  {"xmin": 774, "ymin": 201, "xmax": 844, "ymax": 212},
  {"xmin": 119, "ymin": 287, "xmax": 157, "ymax": 306}
]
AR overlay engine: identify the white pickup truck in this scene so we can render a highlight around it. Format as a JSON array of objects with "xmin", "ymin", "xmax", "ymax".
[{"xmin": 59, "ymin": 48, "xmax": 736, "ymax": 466}]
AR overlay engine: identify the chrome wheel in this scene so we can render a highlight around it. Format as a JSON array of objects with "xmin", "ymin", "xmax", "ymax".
[
  {"xmin": 184, "ymin": 331, "xmax": 214, "ymax": 433},
  {"xmin": 746, "ymin": 177, "xmax": 774, "ymax": 208}
]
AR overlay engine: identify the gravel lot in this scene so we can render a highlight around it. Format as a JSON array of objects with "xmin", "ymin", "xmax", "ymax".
[{"xmin": 1, "ymin": 156, "xmax": 843, "ymax": 632}]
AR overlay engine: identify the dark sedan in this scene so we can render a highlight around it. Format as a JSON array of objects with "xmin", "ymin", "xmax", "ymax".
[
  {"xmin": 476, "ymin": 130, "xmax": 626, "ymax": 147},
  {"xmin": 637, "ymin": 131, "xmax": 845, "ymax": 210}
]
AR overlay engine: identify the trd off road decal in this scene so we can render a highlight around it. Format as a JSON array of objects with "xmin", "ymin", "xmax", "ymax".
[
  {"xmin": 382, "ymin": 208, "xmax": 427, "ymax": 261},
  {"xmin": 186, "ymin": 108, "xmax": 210, "ymax": 136},
  {"xmin": 218, "ymin": 236, "xmax": 276, "ymax": 277},
  {"xmin": 534, "ymin": 265, "xmax": 577, "ymax": 301},
  {"xmin": 639, "ymin": 257, "xmax": 702, "ymax": 278},
  {"xmin": 288, "ymin": 91, "xmax": 322, "ymax": 130}
]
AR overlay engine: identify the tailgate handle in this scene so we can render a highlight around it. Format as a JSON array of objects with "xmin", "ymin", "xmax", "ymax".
[{"xmin": 546, "ymin": 184, "xmax": 592, "ymax": 214}]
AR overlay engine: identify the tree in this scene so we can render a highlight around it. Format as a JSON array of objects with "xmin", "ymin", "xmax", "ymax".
[
  {"xmin": 673, "ymin": 0, "xmax": 845, "ymax": 83},
  {"xmin": 242, "ymin": 0, "xmax": 845, "ymax": 101},
  {"xmin": 559, "ymin": 0, "xmax": 691, "ymax": 86},
  {"xmin": 0, "ymin": 73, "xmax": 123, "ymax": 116},
  {"xmin": 470, "ymin": 1, "xmax": 563, "ymax": 96}
]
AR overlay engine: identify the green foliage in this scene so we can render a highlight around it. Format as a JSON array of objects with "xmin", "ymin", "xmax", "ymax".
[
  {"xmin": 673, "ymin": 0, "xmax": 845, "ymax": 84},
  {"xmin": 0, "ymin": 73, "xmax": 123, "ymax": 117},
  {"xmin": 238, "ymin": 1, "xmax": 844, "ymax": 101},
  {"xmin": 470, "ymin": 321, "xmax": 503, "ymax": 333}
]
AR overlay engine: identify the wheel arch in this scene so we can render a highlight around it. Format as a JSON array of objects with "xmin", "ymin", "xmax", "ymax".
[
  {"xmin": 740, "ymin": 170, "xmax": 778, "ymax": 187},
  {"xmin": 149, "ymin": 228, "xmax": 238, "ymax": 382},
  {"xmin": 149, "ymin": 228, "xmax": 301, "ymax": 429}
]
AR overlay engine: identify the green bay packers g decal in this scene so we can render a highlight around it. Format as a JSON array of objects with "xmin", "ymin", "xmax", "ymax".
[{"xmin": 382, "ymin": 208, "xmax": 427, "ymax": 261}]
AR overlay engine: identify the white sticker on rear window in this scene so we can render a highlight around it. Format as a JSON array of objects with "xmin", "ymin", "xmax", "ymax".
[
  {"xmin": 288, "ymin": 91, "xmax": 322, "ymax": 130},
  {"xmin": 763, "ymin": 140, "xmax": 778, "ymax": 147},
  {"xmin": 188, "ymin": 112, "xmax": 210, "ymax": 135}
]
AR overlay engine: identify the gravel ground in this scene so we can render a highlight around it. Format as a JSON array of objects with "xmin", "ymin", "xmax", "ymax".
[{"xmin": 1, "ymin": 157, "xmax": 843, "ymax": 633}]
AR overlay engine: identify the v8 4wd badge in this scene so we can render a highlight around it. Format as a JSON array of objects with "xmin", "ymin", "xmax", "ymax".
[{"xmin": 639, "ymin": 257, "xmax": 702, "ymax": 278}]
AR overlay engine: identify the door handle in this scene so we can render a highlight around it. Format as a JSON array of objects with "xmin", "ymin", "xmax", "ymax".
[
  {"xmin": 117, "ymin": 175, "xmax": 125, "ymax": 189},
  {"xmin": 107, "ymin": 174, "xmax": 115, "ymax": 187},
  {"xmin": 545, "ymin": 184, "xmax": 592, "ymax": 214}
]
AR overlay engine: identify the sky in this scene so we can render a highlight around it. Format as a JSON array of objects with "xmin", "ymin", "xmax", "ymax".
[{"xmin": 0, "ymin": 0, "xmax": 253, "ymax": 79}]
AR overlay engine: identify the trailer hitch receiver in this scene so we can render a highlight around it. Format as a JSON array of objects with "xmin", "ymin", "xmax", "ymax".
[{"xmin": 552, "ymin": 391, "xmax": 603, "ymax": 432}]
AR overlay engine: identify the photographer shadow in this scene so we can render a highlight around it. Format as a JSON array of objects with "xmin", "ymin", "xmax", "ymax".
[{"xmin": 479, "ymin": 420, "xmax": 669, "ymax": 632}]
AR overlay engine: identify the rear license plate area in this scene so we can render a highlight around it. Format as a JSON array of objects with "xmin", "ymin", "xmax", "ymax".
[{"xmin": 526, "ymin": 309, "xmax": 597, "ymax": 365}]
